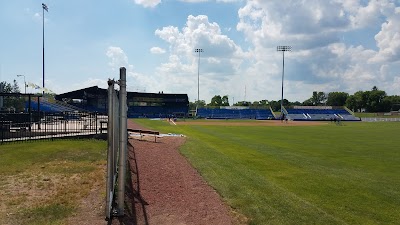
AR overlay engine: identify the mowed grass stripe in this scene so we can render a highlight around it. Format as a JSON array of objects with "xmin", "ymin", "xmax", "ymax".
[
  {"xmin": 133, "ymin": 119, "xmax": 400, "ymax": 224},
  {"xmin": 183, "ymin": 133, "xmax": 346, "ymax": 224}
]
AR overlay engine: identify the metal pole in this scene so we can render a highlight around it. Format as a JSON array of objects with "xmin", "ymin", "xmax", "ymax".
[
  {"xmin": 42, "ymin": 5, "xmax": 45, "ymax": 94},
  {"xmin": 105, "ymin": 79, "xmax": 114, "ymax": 220},
  {"xmin": 277, "ymin": 46, "xmax": 291, "ymax": 118},
  {"xmin": 42, "ymin": 3, "xmax": 48, "ymax": 95},
  {"xmin": 195, "ymin": 48, "xmax": 203, "ymax": 111},
  {"xmin": 117, "ymin": 67, "xmax": 127, "ymax": 216},
  {"xmin": 281, "ymin": 51, "xmax": 284, "ymax": 116},
  {"xmin": 197, "ymin": 51, "xmax": 200, "ymax": 107}
]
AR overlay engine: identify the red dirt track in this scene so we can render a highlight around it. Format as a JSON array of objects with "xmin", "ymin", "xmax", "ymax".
[{"xmin": 116, "ymin": 120, "xmax": 236, "ymax": 225}]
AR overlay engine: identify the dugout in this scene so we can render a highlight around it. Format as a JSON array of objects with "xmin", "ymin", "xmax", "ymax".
[{"xmin": 55, "ymin": 86, "xmax": 189, "ymax": 118}]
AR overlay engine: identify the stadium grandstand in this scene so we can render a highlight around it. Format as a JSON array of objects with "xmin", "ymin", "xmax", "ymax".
[
  {"xmin": 55, "ymin": 86, "xmax": 189, "ymax": 118},
  {"xmin": 197, "ymin": 106, "xmax": 275, "ymax": 120},
  {"xmin": 284, "ymin": 106, "xmax": 360, "ymax": 121}
]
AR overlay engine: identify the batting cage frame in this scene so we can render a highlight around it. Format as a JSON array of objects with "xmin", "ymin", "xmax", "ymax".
[{"xmin": 105, "ymin": 67, "xmax": 128, "ymax": 220}]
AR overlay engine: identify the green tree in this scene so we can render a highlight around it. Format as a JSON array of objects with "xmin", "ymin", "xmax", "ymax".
[
  {"xmin": 303, "ymin": 91, "xmax": 326, "ymax": 106},
  {"xmin": 221, "ymin": 95, "xmax": 229, "ymax": 106},
  {"xmin": 345, "ymin": 95, "xmax": 357, "ymax": 112},
  {"xmin": 209, "ymin": 95, "xmax": 223, "ymax": 107},
  {"xmin": 268, "ymin": 100, "xmax": 281, "ymax": 111},
  {"xmin": 259, "ymin": 100, "xmax": 269, "ymax": 106},
  {"xmin": 384, "ymin": 95, "xmax": 400, "ymax": 111},
  {"xmin": 189, "ymin": 100, "xmax": 206, "ymax": 110},
  {"xmin": 365, "ymin": 87, "xmax": 387, "ymax": 112},
  {"xmin": 326, "ymin": 92, "xmax": 349, "ymax": 106},
  {"xmin": 346, "ymin": 91, "xmax": 366, "ymax": 112},
  {"xmin": 233, "ymin": 101, "xmax": 250, "ymax": 106},
  {"xmin": 1, "ymin": 80, "xmax": 24, "ymax": 111},
  {"xmin": 312, "ymin": 91, "xmax": 327, "ymax": 105}
]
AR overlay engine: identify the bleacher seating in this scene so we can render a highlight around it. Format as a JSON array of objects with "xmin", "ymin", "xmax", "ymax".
[
  {"xmin": 286, "ymin": 107, "xmax": 360, "ymax": 121},
  {"xmin": 127, "ymin": 106, "xmax": 188, "ymax": 118},
  {"xmin": 25, "ymin": 98, "xmax": 80, "ymax": 113},
  {"xmin": 197, "ymin": 108, "xmax": 275, "ymax": 120}
]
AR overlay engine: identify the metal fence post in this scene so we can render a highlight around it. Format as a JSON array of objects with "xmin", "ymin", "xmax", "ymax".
[
  {"xmin": 117, "ymin": 67, "xmax": 127, "ymax": 216},
  {"xmin": 105, "ymin": 80, "xmax": 115, "ymax": 220}
]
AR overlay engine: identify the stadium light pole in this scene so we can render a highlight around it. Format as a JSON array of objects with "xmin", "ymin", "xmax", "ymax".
[
  {"xmin": 42, "ymin": 3, "xmax": 48, "ymax": 95},
  {"xmin": 17, "ymin": 75, "xmax": 27, "ymax": 94},
  {"xmin": 277, "ymin": 45, "xmax": 291, "ymax": 118},
  {"xmin": 195, "ymin": 48, "xmax": 203, "ymax": 110}
]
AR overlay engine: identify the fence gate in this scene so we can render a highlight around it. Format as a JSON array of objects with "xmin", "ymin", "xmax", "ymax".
[{"xmin": 105, "ymin": 67, "xmax": 127, "ymax": 220}]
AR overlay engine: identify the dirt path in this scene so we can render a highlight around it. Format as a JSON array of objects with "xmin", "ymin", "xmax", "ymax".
[
  {"xmin": 115, "ymin": 120, "xmax": 236, "ymax": 225},
  {"xmin": 67, "ymin": 120, "xmax": 243, "ymax": 225}
]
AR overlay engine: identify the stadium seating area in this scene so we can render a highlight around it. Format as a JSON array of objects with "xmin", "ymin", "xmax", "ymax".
[
  {"xmin": 127, "ymin": 106, "xmax": 188, "ymax": 118},
  {"xmin": 197, "ymin": 108, "xmax": 275, "ymax": 120},
  {"xmin": 285, "ymin": 107, "xmax": 360, "ymax": 121},
  {"xmin": 26, "ymin": 98, "xmax": 81, "ymax": 113}
]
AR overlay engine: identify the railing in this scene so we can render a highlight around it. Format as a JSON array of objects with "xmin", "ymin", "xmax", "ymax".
[{"xmin": 0, "ymin": 112, "xmax": 107, "ymax": 143}]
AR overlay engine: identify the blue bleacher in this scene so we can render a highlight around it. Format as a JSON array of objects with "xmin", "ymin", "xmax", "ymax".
[
  {"xmin": 197, "ymin": 108, "xmax": 275, "ymax": 120},
  {"xmin": 127, "ymin": 106, "xmax": 188, "ymax": 118},
  {"xmin": 25, "ymin": 99, "xmax": 80, "ymax": 113},
  {"xmin": 286, "ymin": 108, "xmax": 360, "ymax": 121}
]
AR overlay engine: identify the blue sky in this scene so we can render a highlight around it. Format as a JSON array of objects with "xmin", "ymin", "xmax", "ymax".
[{"xmin": 1, "ymin": 0, "xmax": 399, "ymax": 103}]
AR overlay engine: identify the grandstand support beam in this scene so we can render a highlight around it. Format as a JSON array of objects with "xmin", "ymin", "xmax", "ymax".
[
  {"xmin": 117, "ymin": 67, "xmax": 127, "ymax": 216},
  {"xmin": 277, "ymin": 45, "xmax": 291, "ymax": 118},
  {"xmin": 195, "ymin": 48, "xmax": 203, "ymax": 112}
]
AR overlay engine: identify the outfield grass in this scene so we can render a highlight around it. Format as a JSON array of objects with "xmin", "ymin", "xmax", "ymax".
[
  {"xmin": 134, "ymin": 119, "xmax": 400, "ymax": 225},
  {"xmin": 0, "ymin": 140, "xmax": 106, "ymax": 225}
]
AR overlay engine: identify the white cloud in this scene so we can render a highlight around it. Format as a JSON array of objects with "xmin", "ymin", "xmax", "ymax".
[
  {"xmin": 106, "ymin": 46, "xmax": 129, "ymax": 71},
  {"xmin": 105, "ymin": 46, "xmax": 169, "ymax": 94},
  {"xmin": 133, "ymin": 0, "xmax": 161, "ymax": 8},
  {"xmin": 150, "ymin": 47, "xmax": 166, "ymax": 54},
  {"xmin": 154, "ymin": 15, "xmax": 247, "ymax": 101},
  {"xmin": 371, "ymin": 7, "xmax": 400, "ymax": 62},
  {"xmin": 229, "ymin": 0, "xmax": 400, "ymax": 101}
]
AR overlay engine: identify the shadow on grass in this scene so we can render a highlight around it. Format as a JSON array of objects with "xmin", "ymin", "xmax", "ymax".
[{"xmin": 111, "ymin": 140, "xmax": 149, "ymax": 225}]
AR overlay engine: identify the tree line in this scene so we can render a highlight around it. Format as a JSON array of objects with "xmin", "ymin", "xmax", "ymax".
[
  {"xmin": 0, "ymin": 80, "xmax": 25, "ymax": 111},
  {"xmin": 190, "ymin": 86, "xmax": 400, "ymax": 113}
]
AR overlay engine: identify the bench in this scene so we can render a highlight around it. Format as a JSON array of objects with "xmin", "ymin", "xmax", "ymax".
[{"xmin": 127, "ymin": 129, "xmax": 160, "ymax": 142}]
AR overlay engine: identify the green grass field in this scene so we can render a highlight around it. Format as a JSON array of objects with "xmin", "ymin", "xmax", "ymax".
[
  {"xmin": 0, "ymin": 140, "xmax": 106, "ymax": 225},
  {"xmin": 134, "ymin": 119, "xmax": 400, "ymax": 225}
]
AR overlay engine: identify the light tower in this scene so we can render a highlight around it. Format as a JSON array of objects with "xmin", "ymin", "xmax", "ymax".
[
  {"xmin": 42, "ymin": 3, "xmax": 48, "ymax": 94},
  {"xmin": 195, "ymin": 48, "xmax": 203, "ymax": 110},
  {"xmin": 277, "ymin": 45, "xmax": 291, "ymax": 118}
]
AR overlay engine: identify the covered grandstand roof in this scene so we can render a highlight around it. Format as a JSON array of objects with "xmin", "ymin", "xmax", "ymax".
[
  {"xmin": 55, "ymin": 86, "xmax": 106, "ymax": 100},
  {"xmin": 55, "ymin": 86, "xmax": 188, "ymax": 102}
]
